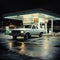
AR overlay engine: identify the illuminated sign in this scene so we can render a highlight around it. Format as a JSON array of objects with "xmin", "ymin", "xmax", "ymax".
[{"xmin": 34, "ymin": 18, "xmax": 38, "ymax": 22}]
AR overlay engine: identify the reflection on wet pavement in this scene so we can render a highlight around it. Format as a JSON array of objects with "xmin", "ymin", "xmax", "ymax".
[
  {"xmin": 18, "ymin": 42, "xmax": 26, "ymax": 54},
  {"xmin": 7, "ymin": 36, "xmax": 60, "ymax": 60},
  {"xmin": 0, "ymin": 32, "xmax": 60, "ymax": 60}
]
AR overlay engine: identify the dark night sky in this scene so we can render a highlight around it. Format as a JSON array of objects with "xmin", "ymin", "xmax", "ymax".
[{"xmin": 0, "ymin": 0, "xmax": 60, "ymax": 16}]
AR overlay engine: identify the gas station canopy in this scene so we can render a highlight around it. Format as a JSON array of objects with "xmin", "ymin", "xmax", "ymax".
[{"xmin": 3, "ymin": 8, "xmax": 60, "ymax": 21}]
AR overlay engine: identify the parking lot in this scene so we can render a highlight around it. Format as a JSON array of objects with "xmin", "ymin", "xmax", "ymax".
[{"xmin": 0, "ymin": 32, "xmax": 60, "ymax": 60}]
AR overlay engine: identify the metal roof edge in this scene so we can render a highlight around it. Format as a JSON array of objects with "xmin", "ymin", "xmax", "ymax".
[{"xmin": 3, "ymin": 8, "xmax": 60, "ymax": 18}]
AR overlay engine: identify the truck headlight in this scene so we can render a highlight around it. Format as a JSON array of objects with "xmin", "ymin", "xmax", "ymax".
[
  {"xmin": 21, "ymin": 30, "xmax": 24, "ymax": 33},
  {"xmin": 9, "ymin": 31, "xmax": 12, "ymax": 33}
]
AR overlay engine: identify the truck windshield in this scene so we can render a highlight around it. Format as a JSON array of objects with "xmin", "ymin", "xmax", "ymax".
[{"xmin": 24, "ymin": 25, "xmax": 31, "ymax": 28}]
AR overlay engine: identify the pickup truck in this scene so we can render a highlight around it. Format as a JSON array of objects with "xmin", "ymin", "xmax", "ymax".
[{"xmin": 9, "ymin": 24, "xmax": 46, "ymax": 40}]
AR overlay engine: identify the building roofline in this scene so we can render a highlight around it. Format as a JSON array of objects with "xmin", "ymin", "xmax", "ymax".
[{"xmin": 3, "ymin": 8, "xmax": 60, "ymax": 18}]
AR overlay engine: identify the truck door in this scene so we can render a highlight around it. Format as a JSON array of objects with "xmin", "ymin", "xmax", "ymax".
[{"xmin": 31, "ymin": 25, "xmax": 38, "ymax": 35}]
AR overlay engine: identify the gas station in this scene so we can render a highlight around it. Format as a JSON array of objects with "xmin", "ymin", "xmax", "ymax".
[
  {"xmin": 0, "ymin": 8, "xmax": 60, "ymax": 60},
  {"xmin": 3, "ymin": 8, "xmax": 60, "ymax": 34}
]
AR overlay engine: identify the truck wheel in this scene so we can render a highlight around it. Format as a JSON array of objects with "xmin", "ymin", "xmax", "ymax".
[
  {"xmin": 24, "ymin": 34, "xmax": 29, "ymax": 40},
  {"xmin": 39, "ymin": 32, "xmax": 43, "ymax": 37}
]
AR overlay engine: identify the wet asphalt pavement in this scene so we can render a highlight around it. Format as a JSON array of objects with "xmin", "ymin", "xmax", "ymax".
[{"xmin": 0, "ymin": 33, "xmax": 60, "ymax": 60}]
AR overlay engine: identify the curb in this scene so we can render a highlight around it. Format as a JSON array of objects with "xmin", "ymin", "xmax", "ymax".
[{"xmin": 43, "ymin": 33, "xmax": 60, "ymax": 36}]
